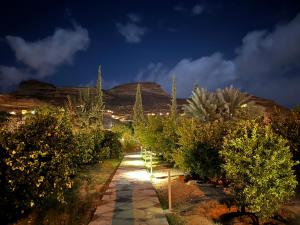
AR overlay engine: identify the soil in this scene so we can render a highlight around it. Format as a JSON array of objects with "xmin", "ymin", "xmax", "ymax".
[{"xmin": 152, "ymin": 167, "xmax": 300, "ymax": 225}]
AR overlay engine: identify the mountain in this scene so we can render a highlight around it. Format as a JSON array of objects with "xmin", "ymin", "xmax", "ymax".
[{"xmin": 0, "ymin": 80, "xmax": 287, "ymax": 120}]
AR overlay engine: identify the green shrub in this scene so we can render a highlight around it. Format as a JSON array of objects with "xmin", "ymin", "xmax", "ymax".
[
  {"xmin": 221, "ymin": 120, "xmax": 298, "ymax": 219},
  {"xmin": 74, "ymin": 130, "xmax": 95, "ymax": 165},
  {"xmin": 111, "ymin": 123, "xmax": 138, "ymax": 152},
  {"xmin": 270, "ymin": 108, "xmax": 300, "ymax": 179},
  {"xmin": 0, "ymin": 107, "xmax": 76, "ymax": 223},
  {"xmin": 0, "ymin": 111, "xmax": 10, "ymax": 125},
  {"xmin": 175, "ymin": 117, "xmax": 228, "ymax": 179},
  {"xmin": 97, "ymin": 130, "xmax": 122, "ymax": 159}
]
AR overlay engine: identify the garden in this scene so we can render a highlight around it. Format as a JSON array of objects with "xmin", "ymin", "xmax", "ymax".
[
  {"xmin": 132, "ymin": 79, "xmax": 300, "ymax": 225},
  {"xmin": 0, "ymin": 68, "xmax": 124, "ymax": 225}
]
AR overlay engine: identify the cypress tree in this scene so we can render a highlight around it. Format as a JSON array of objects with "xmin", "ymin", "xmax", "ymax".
[
  {"xmin": 97, "ymin": 65, "xmax": 104, "ymax": 109},
  {"xmin": 95, "ymin": 65, "xmax": 104, "ymax": 128},
  {"xmin": 133, "ymin": 83, "xmax": 145, "ymax": 127},
  {"xmin": 170, "ymin": 75, "xmax": 177, "ymax": 119}
]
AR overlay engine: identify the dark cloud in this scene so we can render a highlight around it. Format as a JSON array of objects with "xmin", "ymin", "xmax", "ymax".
[
  {"xmin": 137, "ymin": 13, "xmax": 300, "ymax": 107},
  {"xmin": 0, "ymin": 25, "xmax": 89, "ymax": 91}
]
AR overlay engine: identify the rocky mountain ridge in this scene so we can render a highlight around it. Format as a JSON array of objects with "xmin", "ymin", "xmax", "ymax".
[{"xmin": 0, "ymin": 80, "xmax": 287, "ymax": 118}]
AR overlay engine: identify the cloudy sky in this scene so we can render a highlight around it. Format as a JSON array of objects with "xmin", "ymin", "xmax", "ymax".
[{"xmin": 0, "ymin": 0, "xmax": 300, "ymax": 107}]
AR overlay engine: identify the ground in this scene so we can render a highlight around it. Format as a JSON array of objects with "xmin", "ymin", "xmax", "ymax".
[{"xmin": 148, "ymin": 154, "xmax": 300, "ymax": 225}]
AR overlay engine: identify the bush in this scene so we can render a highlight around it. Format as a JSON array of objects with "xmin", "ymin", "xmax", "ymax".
[
  {"xmin": 221, "ymin": 120, "xmax": 298, "ymax": 220},
  {"xmin": 0, "ymin": 111, "xmax": 10, "ymax": 125},
  {"xmin": 270, "ymin": 108, "xmax": 300, "ymax": 179},
  {"xmin": 111, "ymin": 123, "xmax": 138, "ymax": 152},
  {"xmin": 0, "ymin": 107, "xmax": 76, "ymax": 223},
  {"xmin": 74, "ymin": 130, "xmax": 96, "ymax": 165},
  {"xmin": 174, "ymin": 117, "xmax": 229, "ymax": 179},
  {"xmin": 96, "ymin": 130, "xmax": 122, "ymax": 159}
]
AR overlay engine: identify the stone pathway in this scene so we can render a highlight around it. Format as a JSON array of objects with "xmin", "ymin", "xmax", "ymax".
[{"xmin": 88, "ymin": 152, "xmax": 169, "ymax": 225}]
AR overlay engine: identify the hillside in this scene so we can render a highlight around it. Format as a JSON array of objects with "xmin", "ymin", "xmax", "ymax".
[{"xmin": 0, "ymin": 80, "xmax": 287, "ymax": 120}]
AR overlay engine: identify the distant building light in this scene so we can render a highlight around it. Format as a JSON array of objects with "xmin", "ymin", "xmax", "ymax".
[
  {"xmin": 31, "ymin": 110, "xmax": 36, "ymax": 115},
  {"xmin": 21, "ymin": 110, "xmax": 27, "ymax": 115},
  {"xmin": 241, "ymin": 104, "xmax": 247, "ymax": 108},
  {"xmin": 166, "ymin": 112, "xmax": 170, "ymax": 115},
  {"xmin": 159, "ymin": 112, "xmax": 163, "ymax": 116},
  {"xmin": 151, "ymin": 113, "xmax": 155, "ymax": 116},
  {"xmin": 9, "ymin": 111, "xmax": 16, "ymax": 115}
]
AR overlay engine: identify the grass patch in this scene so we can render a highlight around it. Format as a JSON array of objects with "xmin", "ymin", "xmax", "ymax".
[{"xmin": 14, "ymin": 159, "xmax": 121, "ymax": 225}]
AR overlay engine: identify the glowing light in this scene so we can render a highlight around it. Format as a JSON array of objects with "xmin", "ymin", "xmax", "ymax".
[
  {"xmin": 9, "ymin": 111, "xmax": 16, "ymax": 115},
  {"xmin": 125, "ymin": 170, "xmax": 150, "ymax": 181},
  {"xmin": 21, "ymin": 110, "xmax": 27, "ymax": 115},
  {"xmin": 31, "ymin": 110, "xmax": 36, "ymax": 115},
  {"xmin": 241, "ymin": 104, "xmax": 247, "ymax": 108},
  {"xmin": 126, "ymin": 154, "xmax": 141, "ymax": 159},
  {"xmin": 123, "ymin": 160, "xmax": 144, "ymax": 166},
  {"xmin": 159, "ymin": 112, "xmax": 163, "ymax": 116}
]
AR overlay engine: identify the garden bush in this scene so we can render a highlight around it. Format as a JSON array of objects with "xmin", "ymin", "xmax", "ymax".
[
  {"xmin": 96, "ymin": 130, "xmax": 122, "ymax": 159},
  {"xmin": 111, "ymin": 123, "xmax": 139, "ymax": 152},
  {"xmin": 0, "ymin": 107, "xmax": 76, "ymax": 223},
  {"xmin": 270, "ymin": 108, "xmax": 300, "ymax": 179},
  {"xmin": 221, "ymin": 120, "xmax": 298, "ymax": 220},
  {"xmin": 174, "ymin": 117, "xmax": 229, "ymax": 180},
  {"xmin": 74, "ymin": 130, "xmax": 96, "ymax": 165}
]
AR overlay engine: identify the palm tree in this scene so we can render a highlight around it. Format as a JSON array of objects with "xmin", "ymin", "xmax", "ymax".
[{"xmin": 183, "ymin": 87, "xmax": 220, "ymax": 122}]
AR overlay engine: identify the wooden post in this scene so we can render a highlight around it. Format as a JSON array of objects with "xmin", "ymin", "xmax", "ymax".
[
  {"xmin": 150, "ymin": 153, "xmax": 153, "ymax": 175},
  {"xmin": 168, "ymin": 169, "xmax": 172, "ymax": 212}
]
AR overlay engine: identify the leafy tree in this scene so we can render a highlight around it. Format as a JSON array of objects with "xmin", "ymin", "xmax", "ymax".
[
  {"xmin": 174, "ymin": 118, "xmax": 232, "ymax": 179},
  {"xmin": 221, "ymin": 120, "xmax": 298, "ymax": 220},
  {"xmin": 270, "ymin": 108, "xmax": 300, "ymax": 179},
  {"xmin": 0, "ymin": 107, "xmax": 76, "ymax": 222},
  {"xmin": 133, "ymin": 83, "xmax": 145, "ymax": 128}
]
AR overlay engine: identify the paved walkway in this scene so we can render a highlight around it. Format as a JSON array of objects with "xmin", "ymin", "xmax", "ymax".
[{"xmin": 89, "ymin": 152, "xmax": 169, "ymax": 225}]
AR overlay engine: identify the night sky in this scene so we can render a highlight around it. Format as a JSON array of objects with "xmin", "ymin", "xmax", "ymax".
[{"xmin": 1, "ymin": 0, "xmax": 300, "ymax": 107}]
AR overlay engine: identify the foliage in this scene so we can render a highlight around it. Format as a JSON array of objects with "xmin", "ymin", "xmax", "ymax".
[
  {"xmin": 174, "ymin": 117, "xmax": 231, "ymax": 179},
  {"xmin": 270, "ymin": 108, "xmax": 300, "ymax": 178},
  {"xmin": 183, "ymin": 86, "xmax": 256, "ymax": 122},
  {"xmin": 138, "ymin": 115, "xmax": 164, "ymax": 153},
  {"xmin": 133, "ymin": 83, "xmax": 145, "ymax": 129},
  {"xmin": 216, "ymin": 86, "xmax": 251, "ymax": 120},
  {"xmin": 96, "ymin": 130, "xmax": 122, "ymax": 159},
  {"xmin": 170, "ymin": 75, "xmax": 177, "ymax": 120},
  {"xmin": 0, "ymin": 111, "xmax": 10, "ymax": 125},
  {"xmin": 0, "ymin": 107, "xmax": 76, "ymax": 223},
  {"xmin": 221, "ymin": 120, "xmax": 298, "ymax": 219},
  {"xmin": 95, "ymin": 65, "xmax": 104, "ymax": 129},
  {"xmin": 111, "ymin": 123, "xmax": 138, "ymax": 152},
  {"xmin": 184, "ymin": 87, "xmax": 219, "ymax": 122}
]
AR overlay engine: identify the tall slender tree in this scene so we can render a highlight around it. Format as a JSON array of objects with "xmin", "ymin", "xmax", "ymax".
[
  {"xmin": 170, "ymin": 75, "xmax": 177, "ymax": 120},
  {"xmin": 95, "ymin": 64, "xmax": 104, "ymax": 128},
  {"xmin": 96, "ymin": 65, "xmax": 104, "ymax": 109},
  {"xmin": 133, "ymin": 83, "xmax": 145, "ymax": 128}
]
